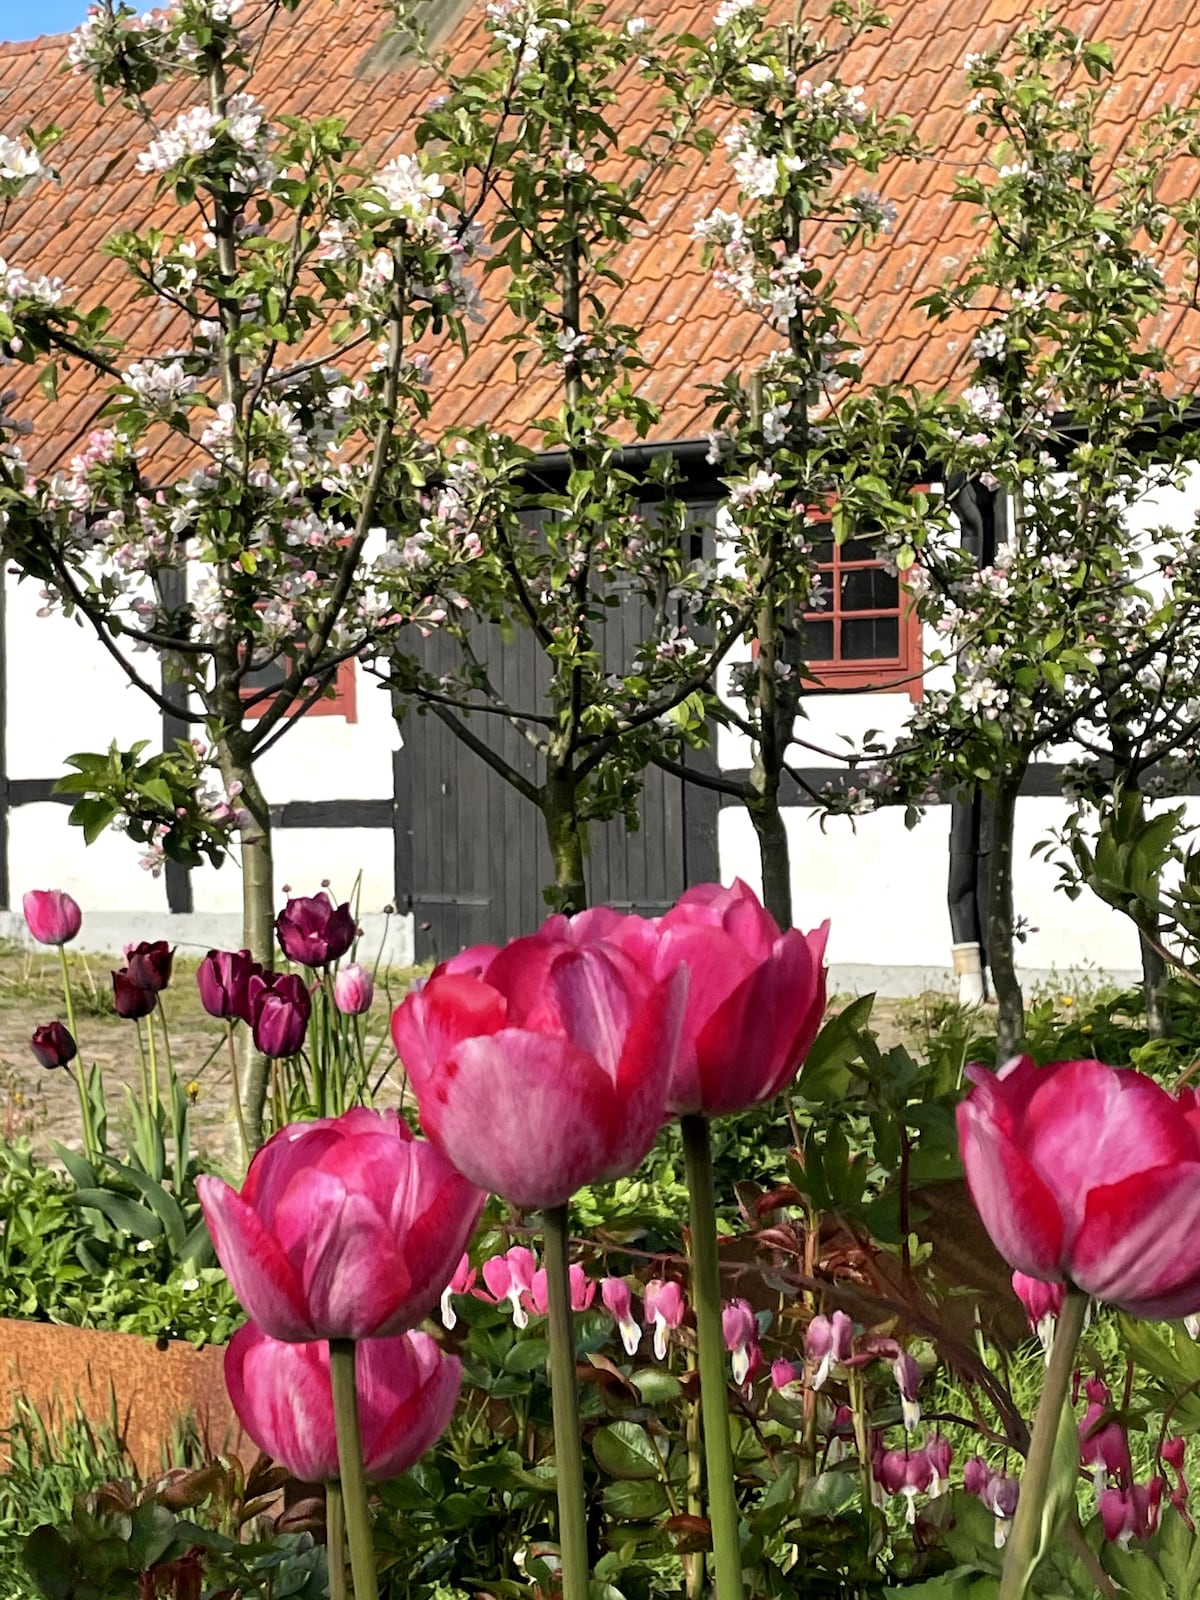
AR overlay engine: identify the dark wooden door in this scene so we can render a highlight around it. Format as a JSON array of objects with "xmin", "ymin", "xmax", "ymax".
[{"xmin": 392, "ymin": 582, "xmax": 719, "ymax": 962}]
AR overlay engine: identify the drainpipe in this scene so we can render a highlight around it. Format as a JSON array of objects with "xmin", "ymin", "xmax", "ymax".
[{"xmin": 945, "ymin": 477, "xmax": 998, "ymax": 1004}]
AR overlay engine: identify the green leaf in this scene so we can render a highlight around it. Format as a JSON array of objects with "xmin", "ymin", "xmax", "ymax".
[
  {"xmin": 592, "ymin": 1421, "xmax": 661, "ymax": 1480},
  {"xmin": 798, "ymin": 993, "xmax": 875, "ymax": 1102},
  {"xmin": 71, "ymin": 1188, "xmax": 163, "ymax": 1240},
  {"xmin": 21, "ymin": 1526, "xmax": 74, "ymax": 1597},
  {"xmin": 601, "ymin": 1478, "xmax": 669, "ymax": 1520}
]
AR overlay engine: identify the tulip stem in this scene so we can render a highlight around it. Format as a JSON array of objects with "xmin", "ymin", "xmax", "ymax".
[
  {"xmin": 542, "ymin": 1202, "xmax": 591, "ymax": 1600},
  {"xmin": 329, "ymin": 1339, "xmax": 379, "ymax": 1600},
  {"xmin": 225, "ymin": 1022, "xmax": 251, "ymax": 1169},
  {"xmin": 998, "ymin": 1287, "xmax": 1089, "ymax": 1600},
  {"xmin": 327, "ymin": 1480, "xmax": 348, "ymax": 1600},
  {"xmin": 681, "ymin": 1113, "xmax": 744, "ymax": 1600},
  {"xmin": 58, "ymin": 943, "xmax": 98, "ymax": 1164}
]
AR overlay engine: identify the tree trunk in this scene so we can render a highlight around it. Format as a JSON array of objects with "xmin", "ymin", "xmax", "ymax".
[
  {"xmin": 543, "ymin": 764, "xmax": 587, "ymax": 915},
  {"xmin": 218, "ymin": 738, "xmax": 275, "ymax": 1149},
  {"xmin": 748, "ymin": 793, "xmax": 792, "ymax": 930},
  {"xmin": 986, "ymin": 766, "xmax": 1026, "ymax": 1064},
  {"xmin": 1123, "ymin": 780, "xmax": 1171, "ymax": 1038}
]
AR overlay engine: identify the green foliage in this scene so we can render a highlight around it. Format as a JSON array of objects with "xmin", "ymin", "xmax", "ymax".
[
  {"xmin": 56, "ymin": 739, "xmax": 233, "ymax": 870},
  {"xmin": 0, "ymin": 1143, "xmax": 237, "ymax": 1345}
]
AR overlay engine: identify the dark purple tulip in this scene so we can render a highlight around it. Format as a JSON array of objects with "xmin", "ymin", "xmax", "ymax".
[
  {"xmin": 30, "ymin": 1021, "xmax": 77, "ymax": 1069},
  {"xmin": 249, "ymin": 971, "xmax": 312, "ymax": 1058},
  {"xmin": 275, "ymin": 892, "xmax": 356, "ymax": 968},
  {"xmin": 124, "ymin": 939, "xmax": 174, "ymax": 993},
  {"xmin": 197, "ymin": 948, "xmax": 262, "ymax": 1022},
  {"xmin": 112, "ymin": 967, "xmax": 158, "ymax": 1019}
]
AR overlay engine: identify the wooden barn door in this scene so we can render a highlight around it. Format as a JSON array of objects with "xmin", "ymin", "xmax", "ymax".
[{"xmin": 392, "ymin": 527, "xmax": 719, "ymax": 960}]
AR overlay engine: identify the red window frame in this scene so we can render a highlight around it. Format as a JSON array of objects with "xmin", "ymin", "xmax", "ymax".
[
  {"xmin": 240, "ymin": 657, "xmax": 358, "ymax": 723},
  {"xmin": 800, "ymin": 520, "xmax": 923, "ymax": 701}
]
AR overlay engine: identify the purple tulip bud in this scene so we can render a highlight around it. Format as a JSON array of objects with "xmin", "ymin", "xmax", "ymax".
[
  {"xmin": 197, "ymin": 948, "xmax": 262, "ymax": 1022},
  {"xmin": 333, "ymin": 962, "xmax": 374, "ymax": 1015},
  {"xmin": 30, "ymin": 1020, "xmax": 77, "ymax": 1069},
  {"xmin": 249, "ymin": 971, "xmax": 312, "ymax": 1058},
  {"xmin": 23, "ymin": 889, "xmax": 82, "ymax": 946},
  {"xmin": 124, "ymin": 939, "xmax": 174, "ymax": 993},
  {"xmin": 112, "ymin": 967, "xmax": 158, "ymax": 1019},
  {"xmin": 275, "ymin": 892, "xmax": 356, "ymax": 967}
]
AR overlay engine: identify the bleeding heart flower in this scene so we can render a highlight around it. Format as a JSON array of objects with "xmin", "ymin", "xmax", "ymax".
[
  {"xmin": 644, "ymin": 1279, "xmax": 687, "ymax": 1360},
  {"xmin": 601, "ymin": 1277, "xmax": 642, "ymax": 1356}
]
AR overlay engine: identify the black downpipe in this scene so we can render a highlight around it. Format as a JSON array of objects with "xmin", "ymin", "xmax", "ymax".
[{"xmin": 945, "ymin": 478, "xmax": 998, "ymax": 991}]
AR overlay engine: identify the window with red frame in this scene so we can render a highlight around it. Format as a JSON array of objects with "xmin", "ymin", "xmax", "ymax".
[
  {"xmin": 800, "ymin": 525, "xmax": 923, "ymax": 700},
  {"xmin": 240, "ymin": 656, "xmax": 358, "ymax": 722}
]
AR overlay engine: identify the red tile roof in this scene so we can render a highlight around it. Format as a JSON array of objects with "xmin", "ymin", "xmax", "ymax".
[{"xmin": 5, "ymin": 0, "xmax": 1200, "ymax": 473}]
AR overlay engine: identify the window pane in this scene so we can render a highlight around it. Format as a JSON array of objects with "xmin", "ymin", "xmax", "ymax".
[
  {"xmin": 840, "ymin": 567, "xmax": 898, "ymax": 611},
  {"xmin": 242, "ymin": 656, "xmax": 288, "ymax": 691},
  {"xmin": 842, "ymin": 534, "xmax": 880, "ymax": 562},
  {"xmin": 812, "ymin": 534, "xmax": 835, "ymax": 565},
  {"xmin": 841, "ymin": 617, "xmax": 899, "ymax": 660},
  {"xmin": 802, "ymin": 618, "xmax": 835, "ymax": 660}
]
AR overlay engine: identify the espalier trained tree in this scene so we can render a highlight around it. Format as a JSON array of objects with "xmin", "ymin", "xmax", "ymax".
[
  {"xmin": 837, "ymin": 18, "xmax": 1200, "ymax": 1052},
  {"xmin": 0, "ymin": 0, "xmax": 489, "ymax": 1142},
  {"xmin": 364, "ymin": 0, "xmax": 757, "ymax": 915},
  {"xmin": 365, "ymin": 0, "xmax": 940, "ymax": 927},
  {"xmin": 670, "ymin": 0, "xmax": 939, "ymax": 928}
]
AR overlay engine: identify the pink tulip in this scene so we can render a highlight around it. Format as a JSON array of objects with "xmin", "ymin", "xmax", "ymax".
[
  {"xmin": 197, "ymin": 1107, "xmax": 485, "ymax": 1342},
  {"xmin": 602, "ymin": 1277, "xmax": 642, "ymax": 1356},
  {"xmin": 391, "ymin": 919, "xmax": 686, "ymax": 1209},
  {"xmin": 644, "ymin": 1278, "xmax": 687, "ymax": 1359},
  {"xmin": 23, "ymin": 889, "xmax": 81, "ymax": 946},
  {"xmin": 525, "ymin": 1264, "xmax": 596, "ymax": 1318},
  {"xmin": 957, "ymin": 1056, "xmax": 1200, "ymax": 1319},
  {"xmin": 225, "ymin": 1322, "xmax": 461, "ymax": 1482},
  {"xmin": 333, "ymin": 962, "xmax": 374, "ymax": 1015},
  {"xmin": 440, "ymin": 1253, "xmax": 477, "ymax": 1331},
  {"xmin": 646, "ymin": 879, "xmax": 828, "ymax": 1116}
]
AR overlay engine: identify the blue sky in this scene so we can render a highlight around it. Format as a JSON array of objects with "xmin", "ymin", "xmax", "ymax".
[{"xmin": 0, "ymin": 0, "xmax": 89, "ymax": 41}]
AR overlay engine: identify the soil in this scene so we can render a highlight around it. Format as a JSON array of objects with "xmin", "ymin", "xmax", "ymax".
[
  {"xmin": 0, "ymin": 945, "xmax": 918, "ymax": 1157},
  {"xmin": 0, "ymin": 946, "xmax": 404, "ymax": 1157}
]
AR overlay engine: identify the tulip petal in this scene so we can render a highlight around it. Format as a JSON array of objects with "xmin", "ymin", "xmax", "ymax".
[
  {"xmin": 292, "ymin": 1176, "xmax": 416, "ymax": 1340},
  {"xmin": 196, "ymin": 1176, "xmax": 315, "ymax": 1340},
  {"xmin": 391, "ymin": 975, "xmax": 507, "ymax": 1094},
  {"xmin": 416, "ymin": 1029, "xmax": 621, "ymax": 1209},
  {"xmin": 225, "ymin": 1324, "xmax": 338, "ymax": 1482},
  {"xmin": 956, "ymin": 1093, "xmax": 1064, "ymax": 1280},
  {"xmin": 360, "ymin": 1333, "xmax": 463, "ymax": 1480},
  {"xmin": 547, "ymin": 946, "xmax": 638, "ymax": 1077},
  {"xmin": 1072, "ymin": 1162, "xmax": 1200, "ymax": 1319},
  {"xmin": 1022, "ymin": 1061, "xmax": 1199, "ymax": 1236},
  {"xmin": 691, "ymin": 932, "xmax": 823, "ymax": 1114}
]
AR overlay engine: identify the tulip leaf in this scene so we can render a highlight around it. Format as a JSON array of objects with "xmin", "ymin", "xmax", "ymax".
[
  {"xmin": 69, "ymin": 1189, "xmax": 163, "ymax": 1240},
  {"xmin": 593, "ymin": 1422, "xmax": 662, "ymax": 1480},
  {"xmin": 106, "ymin": 1159, "xmax": 188, "ymax": 1254}
]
